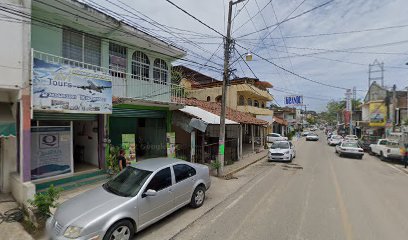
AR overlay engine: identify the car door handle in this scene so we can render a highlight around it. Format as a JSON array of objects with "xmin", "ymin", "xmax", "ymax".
[{"xmin": 168, "ymin": 188, "xmax": 173, "ymax": 192}]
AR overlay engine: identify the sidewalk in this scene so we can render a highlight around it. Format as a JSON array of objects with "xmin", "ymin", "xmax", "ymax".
[
  {"xmin": 223, "ymin": 149, "xmax": 267, "ymax": 177},
  {"xmin": 0, "ymin": 194, "xmax": 34, "ymax": 240}
]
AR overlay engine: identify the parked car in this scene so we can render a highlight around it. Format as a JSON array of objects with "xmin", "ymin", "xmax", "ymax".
[
  {"xmin": 358, "ymin": 135, "xmax": 379, "ymax": 152},
  {"xmin": 268, "ymin": 141, "xmax": 296, "ymax": 162},
  {"xmin": 344, "ymin": 135, "xmax": 358, "ymax": 141},
  {"xmin": 327, "ymin": 135, "xmax": 343, "ymax": 146},
  {"xmin": 266, "ymin": 133, "xmax": 288, "ymax": 143},
  {"xmin": 369, "ymin": 139, "xmax": 403, "ymax": 161},
  {"xmin": 306, "ymin": 133, "xmax": 319, "ymax": 141},
  {"xmin": 46, "ymin": 158, "xmax": 211, "ymax": 240},
  {"xmin": 335, "ymin": 141, "xmax": 364, "ymax": 159},
  {"xmin": 302, "ymin": 131, "xmax": 311, "ymax": 136}
]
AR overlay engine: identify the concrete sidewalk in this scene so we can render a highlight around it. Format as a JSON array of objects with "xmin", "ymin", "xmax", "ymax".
[
  {"xmin": 0, "ymin": 194, "xmax": 34, "ymax": 240},
  {"xmin": 224, "ymin": 149, "xmax": 267, "ymax": 177}
]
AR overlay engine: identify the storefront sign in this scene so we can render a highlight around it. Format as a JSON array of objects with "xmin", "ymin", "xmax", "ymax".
[
  {"xmin": 31, "ymin": 126, "xmax": 72, "ymax": 180},
  {"xmin": 284, "ymin": 95, "xmax": 303, "ymax": 105},
  {"xmin": 369, "ymin": 102, "xmax": 387, "ymax": 127},
  {"xmin": 32, "ymin": 58, "xmax": 112, "ymax": 114},
  {"xmin": 122, "ymin": 134, "xmax": 136, "ymax": 163},
  {"xmin": 166, "ymin": 132, "xmax": 176, "ymax": 158}
]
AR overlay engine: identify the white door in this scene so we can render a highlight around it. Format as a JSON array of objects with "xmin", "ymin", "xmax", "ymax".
[{"xmin": 138, "ymin": 167, "xmax": 174, "ymax": 227}]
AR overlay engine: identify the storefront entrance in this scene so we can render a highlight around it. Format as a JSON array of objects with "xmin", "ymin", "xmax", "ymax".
[{"xmin": 73, "ymin": 120, "xmax": 99, "ymax": 172}]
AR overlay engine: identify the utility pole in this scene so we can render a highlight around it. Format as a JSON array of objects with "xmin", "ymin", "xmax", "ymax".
[
  {"xmin": 218, "ymin": 0, "xmax": 245, "ymax": 176},
  {"xmin": 346, "ymin": 89, "xmax": 352, "ymax": 135}
]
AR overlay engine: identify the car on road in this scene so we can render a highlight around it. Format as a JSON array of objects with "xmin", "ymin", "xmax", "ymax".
[
  {"xmin": 344, "ymin": 135, "xmax": 358, "ymax": 141},
  {"xmin": 302, "ymin": 131, "xmax": 311, "ymax": 136},
  {"xmin": 268, "ymin": 141, "xmax": 296, "ymax": 162},
  {"xmin": 369, "ymin": 139, "xmax": 403, "ymax": 161},
  {"xmin": 46, "ymin": 158, "xmax": 211, "ymax": 240},
  {"xmin": 335, "ymin": 141, "xmax": 364, "ymax": 159},
  {"xmin": 266, "ymin": 133, "xmax": 288, "ymax": 143},
  {"xmin": 328, "ymin": 135, "xmax": 343, "ymax": 146},
  {"xmin": 306, "ymin": 133, "xmax": 319, "ymax": 141}
]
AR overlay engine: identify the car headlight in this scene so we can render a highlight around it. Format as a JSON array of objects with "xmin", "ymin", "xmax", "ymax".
[
  {"xmin": 284, "ymin": 151, "xmax": 290, "ymax": 154},
  {"xmin": 64, "ymin": 226, "xmax": 82, "ymax": 239}
]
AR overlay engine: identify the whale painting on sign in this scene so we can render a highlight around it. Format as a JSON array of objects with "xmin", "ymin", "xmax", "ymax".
[{"xmin": 284, "ymin": 96, "xmax": 303, "ymax": 106}]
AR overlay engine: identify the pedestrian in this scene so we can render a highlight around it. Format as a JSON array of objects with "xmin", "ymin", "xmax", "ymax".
[
  {"xmin": 118, "ymin": 149, "xmax": 130, "ymax": 171},
  {"xmin": 404, "ymin": 143, "xmax": 408, "ymax": 169}
]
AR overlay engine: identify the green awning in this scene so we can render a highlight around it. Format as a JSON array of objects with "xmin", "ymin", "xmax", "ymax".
[{"xmin": 0, "ymin": 122, "xmax": 16, "ymax": 137}]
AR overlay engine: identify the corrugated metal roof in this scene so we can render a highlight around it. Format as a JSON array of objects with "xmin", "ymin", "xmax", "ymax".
[{"xmin": 179, "ymin": 106, "xmax": 238, "ymax": 125}]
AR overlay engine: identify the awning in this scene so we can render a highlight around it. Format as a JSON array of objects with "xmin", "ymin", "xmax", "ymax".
[
  {"xmin": 0, "ymin": 122, "xmax": 16, "ymax": 137},
  {"xmin": 179, "ymin": 106, "xmax": 238, "ymax": 125}
]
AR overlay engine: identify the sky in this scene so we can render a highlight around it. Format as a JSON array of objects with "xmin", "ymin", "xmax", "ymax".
[{"xmin": 94, "ymin": 0, "xmax": 408, "ymax": 112}]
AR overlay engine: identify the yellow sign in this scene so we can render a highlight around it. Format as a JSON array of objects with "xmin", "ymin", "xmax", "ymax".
[{"xmin": 369, "ymin": 102, "xmax": 387, "ymax": 127}]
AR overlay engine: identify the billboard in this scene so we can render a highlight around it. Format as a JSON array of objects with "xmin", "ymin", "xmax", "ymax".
[
  {"xmin": 31, "ymin": 126, "xmax": 72, "ymax": 180},
  {"xmin": 284, "ymin": 95, "xmax": 303, "ymax": 105},
  {"xmin": 369, "ymin": 102, "xmax": 387, "ymax": 127},
  {"xmin": 32, "ymin": 58, "xmax": 112, "ymax": 114}
]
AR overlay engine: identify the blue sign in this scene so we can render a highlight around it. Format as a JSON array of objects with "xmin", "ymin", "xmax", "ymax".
[
  {"xmin": 285, "ymin": 96, "xmax": 303, "ymax": 105},
  {"xmin": 32, "ymin": 58, "xmax": 112, "ymax": 114}
]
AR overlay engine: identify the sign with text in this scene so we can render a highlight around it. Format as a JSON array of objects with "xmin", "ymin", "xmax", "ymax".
[
  {"xmin": 31, "ymin": 126, "xmax": 72, "ymax": 180},
  {"xmin": 32, "ymin": 58, "xmax": 112, "ymax": 114},
  {"xmin": 284, "ymin": 95, "xmax": 303, "ymax": 105}
]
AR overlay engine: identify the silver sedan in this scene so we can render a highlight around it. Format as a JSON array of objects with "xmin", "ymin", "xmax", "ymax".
[{"xmin": 46, "ymin": 158, "xmax": 211, "ymax": 240}]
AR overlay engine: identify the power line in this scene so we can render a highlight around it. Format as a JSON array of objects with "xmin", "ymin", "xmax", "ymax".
[
  {"xmin": 232, "ymin": 0, "xmax": 273, "ymax": 34},
  {"xmin": 236, "ymin": 0, "xmax": 335, "ymax": 38}
]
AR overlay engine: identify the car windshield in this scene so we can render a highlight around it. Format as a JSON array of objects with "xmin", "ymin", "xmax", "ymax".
[
  {"xmin": 270, "ymin": 142, "xmax": 289, "ymax": 149},
  {"xmin": 333, "ymin": 136, "xmax": 342, "ymax": 139},
  {"xmin": 103, "ymin": 167, "xmax": 152, "ymax": 197},
  {"xmin": 342, "ymin": 142, "xmax": 358, "ymax": 148}
]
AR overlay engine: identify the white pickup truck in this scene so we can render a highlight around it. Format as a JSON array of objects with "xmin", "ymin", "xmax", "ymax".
[{"xmin": 369, "ymin": 139, "xmax": 402, "ymax": 160}]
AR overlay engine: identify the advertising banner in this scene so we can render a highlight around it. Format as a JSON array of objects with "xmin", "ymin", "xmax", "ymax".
[
  {"xmin": 32, "ymin": 58, "xmax": 112, "ymax": 114},
  {"xmin": 284, "ymin": 95, "xmax": 303, "ymax": 105},
  {"xmin": 122, "ymin": 134, "xmax": 136, "ymax": 163},
  {"xmin": 31, "ymin": 126, "xmax": 72, "ymax": 180},
  {"xmin": 166, "ymin": 132, "xmax": 176, "ymax": 158},
  {"xmin": 369, "ymin": 102, "xmax": 387, "ymax": 127}
]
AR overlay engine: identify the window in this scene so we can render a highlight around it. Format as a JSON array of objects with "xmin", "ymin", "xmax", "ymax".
[
  {"xmin": 132, "ymin": 51, "xmax": 150, "ymax": 81},
  {"xmin": 62, "ymin": 28, "xmax": 101, "ymax": 66},
  {"xmin": 247, "ymin": 98, "xmax": 252, "ymax": 106},
  {"xmin": 215, "ymin": 95, "xmax": 222, "ymax": 103},
  {"xmin": 153, "ymin": 58, "xmax": 168, "ymax": 85},
  {"xmin": 261, "ymin": 102, "xmax": 265, "ymax": 108},
  {"xmin": 254, "ymin": 100, "xmax": 259, "ymax": 107},
  {"xmin": 103, "ymin": 167, "xmax": 152, "ymax": 197},
  {"xmin": 145, "ymin": 167, "xmax": 172, "ymax": 192},
  {"xmin": 173, "ymin": 164, "xmax": 196, "ymax": 183},
  {"xmin": 238, "ymin": 95, "xmax": 245, "ymax": 105},
  {"xmin": 109, "ymin": 43, "xmax": 127, "ymax": 78},
  {"xmin": 207, "ymin": 96, "xmax": 211, "ymax": 102}
]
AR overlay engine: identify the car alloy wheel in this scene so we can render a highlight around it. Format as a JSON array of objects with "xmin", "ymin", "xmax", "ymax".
[
  {"xmin": 190, "ymin": 186, "xmax": 206, "ymax": 208},
  {"xmin": 104, "ymin": 220, "xmax": 134, "ymax": 240}
]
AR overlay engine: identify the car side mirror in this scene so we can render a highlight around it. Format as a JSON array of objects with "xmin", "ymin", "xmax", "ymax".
[{"xmin": 142, "ymin": 189, "xmax": 157, "ymax": 198}]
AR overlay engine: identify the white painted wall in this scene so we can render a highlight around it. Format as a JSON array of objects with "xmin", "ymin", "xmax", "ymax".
[
  {"xmin": 362, "ymin": 104, "xmax": 369, "ymax": 121},
  {"xmin": 0, "ymin": 0, "xmax": 31, "ymax": 90}
]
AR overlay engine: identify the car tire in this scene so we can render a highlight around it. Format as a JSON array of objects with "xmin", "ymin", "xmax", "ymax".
[
  {"xmin": 103, "ymin": 219, "xmax": 134, "ymax": 240},
  {"xmin": 339, "ymin": 152, "xmax": 343, "ymax": 157},
  {"xmin": 190, "ymin": 185, "xmax": 206, "ymax": 209},
  {"xmin": 359, "ymin": 155, "xmax": 363, "ymax": 160},
  {"xmin": 380, "ymin": 152, "xmax": 386, "ymax": 161}
]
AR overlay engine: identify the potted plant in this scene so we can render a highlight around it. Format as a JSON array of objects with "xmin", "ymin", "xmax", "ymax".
[
  {"xmin": 210, "ymin": 160, "xmax": 221, "ymax": 176},
  {"xmin": 106, "ymin": 145, "xmax": 120, "ymax": 175}
]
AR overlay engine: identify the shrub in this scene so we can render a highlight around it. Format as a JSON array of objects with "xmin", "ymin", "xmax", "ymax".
[{"xmin": 28, "ymin": 185, "xmax": 62, "ymax": 218}]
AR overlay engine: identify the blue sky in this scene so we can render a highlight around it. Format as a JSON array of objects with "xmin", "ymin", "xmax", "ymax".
[{"xmin": 97, "ymin": 0, "xmax": 408, "ymax": 111}]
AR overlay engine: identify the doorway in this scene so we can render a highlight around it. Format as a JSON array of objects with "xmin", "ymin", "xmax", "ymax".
[{"xmin": 73, "ymin": 120, "xmax": 99, "ymax": 172}]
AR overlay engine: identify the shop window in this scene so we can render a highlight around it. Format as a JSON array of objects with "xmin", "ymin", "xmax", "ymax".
[
  {"xmin": 247, "ymin": 98, "xmax": 252, "ymax": 106},
  {"xmin": 62, "ymin": 28, "xmax": 101, "ymax": 66},
  {"xmin": 153, "ymin": 59, "xmax": 168, "ymax": 85},
  {"xmin": 109, "ymin": 43, "xmax": 127, "ymax": 78},
  {"xmin": 238, "ymin": 95, "xmax": 245, "ymax": 105},
  {"xmin": 132, "ymin": 51, "xmax": 150, "ymax": 81},
  {"xmin": 207, "ymin": 96, "xmax": 211, "ymax": 102},
  {"xmin": 254, "ymin": 100, "xmax": 259, "ymax": 107},
  {"xmin": 216, "ymin": 95, "xmax": 222, "ymax": 103}
]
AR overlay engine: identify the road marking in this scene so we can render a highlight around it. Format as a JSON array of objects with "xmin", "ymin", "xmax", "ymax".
[
  {"xmin": 330, "ymin": 162, "xmax": 354, "ymax": 240},
  {"xmin": 382, "ymin": 162, "xmax": 408, "ymax": 175}
]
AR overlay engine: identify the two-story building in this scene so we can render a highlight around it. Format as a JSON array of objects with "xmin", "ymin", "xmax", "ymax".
[
  {"xmin": 1, "ymin": 0, "xmax": 185, "ymax": 203},
  {"xmin": 176, "ymin": 65, "xmax": 274, "ymax": 144}
]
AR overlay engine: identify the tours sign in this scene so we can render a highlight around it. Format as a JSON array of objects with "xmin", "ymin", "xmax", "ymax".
[
  {"xmin": 284, "ymin": 95, "xmax": 303, "ymax": 106},
  {"xmin": 32, "ymin": 58, "xmax": 112, "ymax": 114}
]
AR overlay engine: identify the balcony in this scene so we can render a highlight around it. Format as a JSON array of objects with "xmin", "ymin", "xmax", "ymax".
[
  {"xmin": 33, "ymin": 50, "xmax": 184, "ymax": 104},
  {"xmin": 236, "ymin": 105, "xmax": 273, "ymax": 116}
]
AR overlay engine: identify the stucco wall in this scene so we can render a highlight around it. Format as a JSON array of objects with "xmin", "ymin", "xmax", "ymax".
[{"xmin": 1, "ymin": 138, "xmax": 17, "ymax": 192}]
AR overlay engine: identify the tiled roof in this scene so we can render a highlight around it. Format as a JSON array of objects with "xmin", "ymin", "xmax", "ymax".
[
  {"xmin": 183, "ymin": 98, "xmax": 269, "ymax": 126},
  {"xmin": 273, "ymin": 116, "xmax": 288, "ymax": 126}
]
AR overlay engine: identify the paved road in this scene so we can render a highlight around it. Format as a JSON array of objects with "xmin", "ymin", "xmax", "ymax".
[{"xmin": 174, "ymin": 132, "xmax": 408, "ymax": 240}]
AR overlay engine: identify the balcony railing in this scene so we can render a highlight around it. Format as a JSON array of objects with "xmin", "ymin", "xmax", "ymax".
[{"xmin": 33, "ymin": 50, "xmax": 184, "ymax": 104}]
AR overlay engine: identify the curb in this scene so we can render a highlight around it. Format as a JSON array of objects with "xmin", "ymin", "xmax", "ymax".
[{"xmin": 223, "ymin": 153, "xmax": 267, "ymax": 179}]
